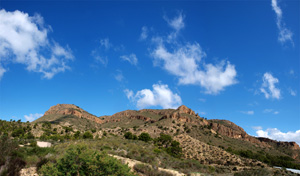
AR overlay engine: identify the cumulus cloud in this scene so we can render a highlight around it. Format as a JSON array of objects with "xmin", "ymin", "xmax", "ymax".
[
  {"xmin": 124, "ymin": 83, "xmax": 182, "ymax": 109},
  {"xmin": 271, "ymin": 0, "xmax": 293, "ymax": 45},
  {"xmin": 240, "ymin": 110, "xmax": 254, "ymax": 115},
  {"xmin": 120, "ymin": 54, "xmax": 138, "ymax": 66},
  {"xmin": 260, "ymin": 72, "xmax": 281, "ymax": 99},
  {"xmin": 149, "ymin": 13, "xmax": 237, "ymax": 94},
  {"xmin": 24, "ymin": 113, "xmax": 43, "ymax": 122},
  {"xmin": 140, "ymin": 26, "xmax": 148, "ymax": 40},
  {"xmin": 152, "ymin": 43, "xmax": 237, "ymax": 94},
  {"xmin": 256, "ymin": 128, "xmax": 300, "ymax": 145},
  {"xmin": 0, "ymin": 9, "xmax": 74, "ymax": 79}
]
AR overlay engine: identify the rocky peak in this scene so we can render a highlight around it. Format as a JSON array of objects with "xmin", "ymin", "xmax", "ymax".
[
  {"xmin": 43, "ymin": 104, "xmax": 104, "ymax": 124},
  {"xmin": 177, "ymin": 105, "xmax": 196, "ymax": 115},
  {"xmin": 44, "ymin": 104, "xmax": 82, "ymax": 116}
]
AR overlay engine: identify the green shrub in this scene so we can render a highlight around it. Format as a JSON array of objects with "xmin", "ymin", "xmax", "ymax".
[
  {"xmin": 138, "ymin": 133, "xmax": 152, "ymax": 142},
  {"xmin": 124, "ymin": 132, "xmax": 134, "ymax": 139},
  {"xmin": 73, "ymin": 131, "xmax": 81, "ymax": 139},
  {"xmin": 82, "ymin": 131, "xmax": 93, "ymax": 139},
  {"xmin": 40, "ymin": 144, "xmax": 135, "ymax": 176}
]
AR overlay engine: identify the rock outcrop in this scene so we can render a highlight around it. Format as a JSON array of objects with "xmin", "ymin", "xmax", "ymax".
[
  {"xmin": 177, "ymin": 105, "xmax": 196, "ymax": 115},
  {"xmin": 44, "ymin": 104, "xmax": 104, "ymax": 124}
]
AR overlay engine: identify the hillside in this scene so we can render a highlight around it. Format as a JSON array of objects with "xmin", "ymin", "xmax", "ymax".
[{"xmin": 1, "ymin": 104, "xmax": 300, "ymax": 176}]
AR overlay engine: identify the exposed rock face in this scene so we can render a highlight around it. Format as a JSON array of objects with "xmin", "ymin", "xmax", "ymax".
[
  {"xmin": 177, "ymin": 105, "xmax": 196, "ymax": 115},
  {"xmin": 44, "ymin": 104, "xmax": 104, "ymax": 124},
  {"xmin": 258, "ymin": 137, "xmax": 300, "ymax": 150},
  {"xmin": 210, "ymin": 120, "xmax": 248, "ymax": 139}
]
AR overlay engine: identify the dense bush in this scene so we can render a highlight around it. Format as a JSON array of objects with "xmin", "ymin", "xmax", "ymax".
[
  {"xmin": 124, "ymin": 132, "xmax": 137, "ymax": 140},
  {"xmin": 40, "ymin": 144, "xmax": 135, "ymax": 176},
  {"xmin": 138, "ymin": 132, "xmax": 152, "ymax": 142},
  {"xmin": 82, "ymin": 131, "xmax": 93, "ymax": 139},
  {"xmin": 154, "ymin": 133, "xmax": 182, "ymax": 158},
  {"xmin": 0, "ymin": 134, "xmax": 26, "ymax": 176}
]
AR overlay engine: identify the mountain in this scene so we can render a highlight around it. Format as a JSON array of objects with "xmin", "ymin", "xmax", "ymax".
[{"xmin": 33, "ymin": 104, "xmax": 300, "ymax": 166}]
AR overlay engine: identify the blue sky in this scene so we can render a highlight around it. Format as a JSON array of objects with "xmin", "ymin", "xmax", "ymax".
[{"xmin": 0, "ymin": 1, "xmax": 299, "ymax": 144}]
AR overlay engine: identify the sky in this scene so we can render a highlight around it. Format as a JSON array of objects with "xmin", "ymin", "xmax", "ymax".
[{"xmin": 0, "ymin": 0, "xmax": 299, "ymax": 144}]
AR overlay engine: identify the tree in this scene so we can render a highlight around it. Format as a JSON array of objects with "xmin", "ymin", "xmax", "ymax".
[
  {"xmin": 40, "ymin": 145, "xmax": 135, "ymax": 176},
  {"xmin": 166, "ymin": 141, "xmax": 182, "ymax": 158},
  {"xmin": 83, "ymin": 131, "xmax": 93, "ymax": 139},
  {"xmin": 73, "ymin": 131, "xmax": 81, "ymax": 139},
  {"xmin": 138, "ymin": 132, "xmax": 152, "ymax": 142},
  {"xmin": 124, "ymin": 132, "xmax": 134, "ymax": 139}
]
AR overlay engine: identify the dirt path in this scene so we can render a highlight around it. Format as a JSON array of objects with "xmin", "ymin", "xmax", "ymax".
[{"xmin": 109, "ymin": 154, "xmax": 186, "ymax": 176}]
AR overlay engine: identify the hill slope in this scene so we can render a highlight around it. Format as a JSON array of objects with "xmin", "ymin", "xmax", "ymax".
[{"xmin": 33, "ymin": 104, "xmax": 300, "ymax": 171}]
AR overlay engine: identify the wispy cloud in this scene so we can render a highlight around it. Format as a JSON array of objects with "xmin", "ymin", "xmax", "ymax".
[
  {"xmin": 100, "ymin": 38, "xmax": 112, "ymax": 50},
  {"xmin": 263, "ymin": 109, "xmax": 279, "ymax": 115},
  {"xmin": 271, "ymin": 0, "xmax": 293, "ymax": 45},
  {"xmin": 120, "ymin": 54, "xmax": 138, "ymax": 66},
  {"xmin": 114, "ymin": 70, "xmax": 124, "ymax": 82},
  {"xmin": 0, "ymin": 9, "xmax": 74, "ymax": 79},
  {"xmin": 24, "ymin": 113, "xmax": 43, "ymax": 122},
  {"xmin": 252, "ymin": 126, "xmax": 262, "ymax": 130},
  {"xmin": 91, "ymin": 50, "xmax": 108, "ymax": 67},
  {"xmin": 124, "ymin": 83, "xmax": 182, "ymax": 109},
  {"xmin": 256, "ymin": 128, "xmax": 300, "ymax": 145},
  {"xmin": 164, "ymin": 12, "xmax": 185, "ymax": 32},
  {"xmin": 260, "ymin": 72, "xmax": 281, "ymax": 99},
  {"xmin": 0, "ymin": 64, "xmax": 6, "ymax": 80},
  {"xmin": 240, "ymin": 110, "xmax": 254, "ymax": 115},
  {"xmin": 289, "ymin": 88, "xmax": 297, "ymax": 96},
  {"xmin": 140, "ymin": 26, "xmax": 148, "ymax": 40}
]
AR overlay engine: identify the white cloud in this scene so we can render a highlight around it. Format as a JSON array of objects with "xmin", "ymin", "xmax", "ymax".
[
  {"xmin": 289, "ymin": 88, "xmax": 297, "ymax": 96},
  {"xmin": 273, "ymin": 111, "xmax": 279, "ymax": 115},
  {"xmin": 120, "ymin": 54, "xmax": 138, "ymax": 66},
  {"xmin": 271, "ymin": 0, "xmax": 293, "ymax": 45},
  {"xmin": 263, "ymin": 109, "xmax": 273, "ymax": 113},
  {"xmin": 164, "ymin": 13, "xmax": 185, "ymax": 32},
  {"xmin": 124, "ymin": 89, "xmax": 134, "ymax": 99},
  {"xmin": 152, "ymin": 43, "xmax": 237, "ymax": 94},
  {"xmin": 125, "ymin": 83, "xmax": 182, "ymax": 109},
  {"xmin": 0, "ymin": 9, "xmax": 73, "ymax": 79},
  {"xmin": 0, "ymin": 64, "xmax": 6, "ymax": 80},
  {"xmin": 140, "ymin": 26, "xmax": 148, "ymax": 40},
  {"xmin": 150, "ymin": 13, "xmax": 237, "ymax": 94},
  {"xmin": 260, "ymin": 72, "xmax": 281, "ymax": 99},
  {"xmin": 24, "ymin": 113, "xmax": 43, "ymax": 122},
  {"xmin": 256, "ymin": 128, "xmax": 300, "ymax": 145},
  {"xmin": 240, "ymin": 110, "xmax": 254, "ymax": 115},
  {"xmin": 198, "ymin": 98, "xmax": 206, "ymax": 102},
  {"xmin": 252, "ymin": 126, "xmax": 263, "ymax": 130},
  {"xmin": 91, "ymin": 49, "xmax": 108, "ymax": 67},
  {"xmin": 263, "ymin": 109, "xmax": 280, "ymax": 115},
  {"xmin": 114, "ymin": 70, "xmax": 124, "ymax": 82},
  {"xmin": 100, "ymin": 38, "xmax": 112, "ymax": 50}
]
